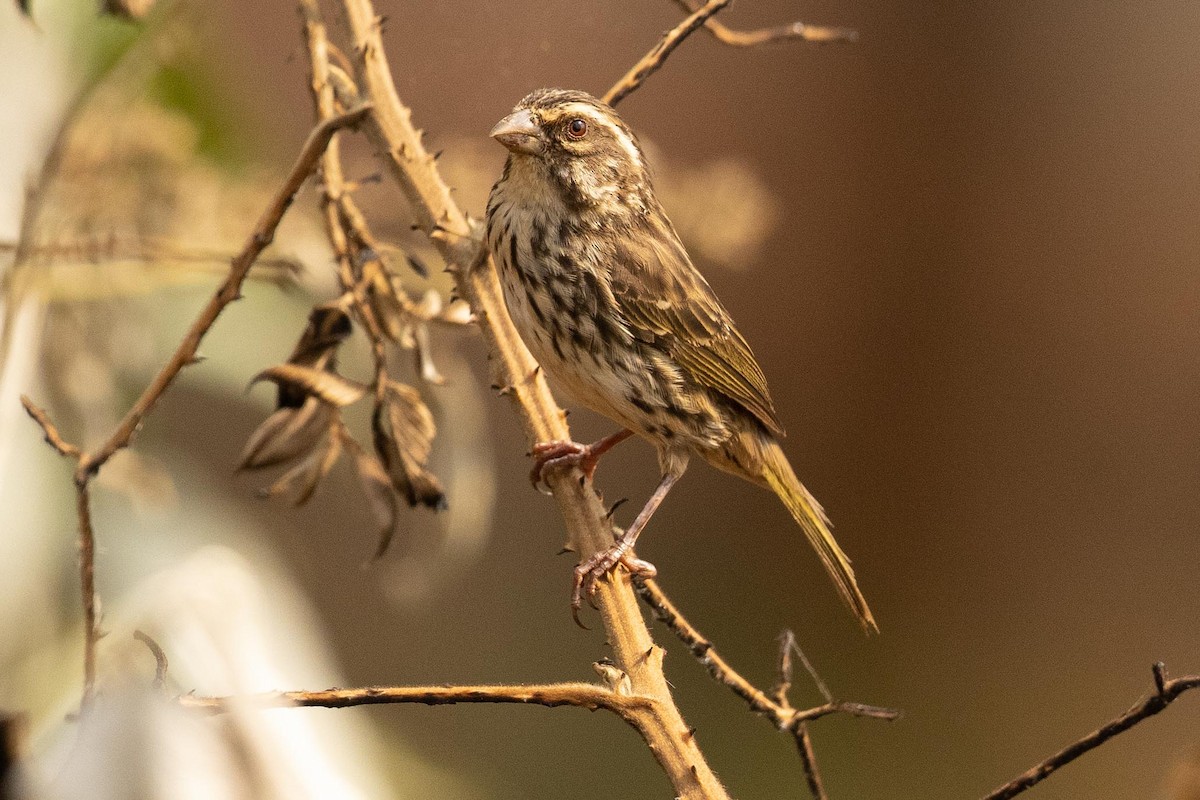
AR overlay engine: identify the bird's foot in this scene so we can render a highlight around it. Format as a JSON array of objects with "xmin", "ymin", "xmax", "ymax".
[
  {"xmin": 529, "ymin": 440, "xmax": 598, "ymax": 494},
  {"xmin": 529, "ymin": 430, "xmax": 632, "ymax": 494},
  {"xmin": 571, "ymin": 544, "xmax": 657, "ymax": 628}
]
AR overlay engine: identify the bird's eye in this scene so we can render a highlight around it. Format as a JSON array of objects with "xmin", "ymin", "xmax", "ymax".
[{"xmin": 566, "ymin": 118, "xmax": 588, "ymax": 139}]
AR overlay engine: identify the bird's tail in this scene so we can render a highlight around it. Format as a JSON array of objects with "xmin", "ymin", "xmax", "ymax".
[{"xmin": 759, "ymin": 439, "xmax": 878, "ymax": 633}]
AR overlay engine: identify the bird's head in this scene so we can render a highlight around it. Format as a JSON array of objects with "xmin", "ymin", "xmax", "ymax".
[{"xmin": 490, "ymin": 89, "xmax": 652, "ymax": 210}]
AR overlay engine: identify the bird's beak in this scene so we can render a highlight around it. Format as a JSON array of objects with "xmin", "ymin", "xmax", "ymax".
[{"xmin": 490, "ymin": 109, "xmax": 544, "ymax": 155}]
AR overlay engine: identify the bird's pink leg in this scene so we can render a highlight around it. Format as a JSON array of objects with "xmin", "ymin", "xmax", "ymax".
[
  {"xmin": 529, "ymin": 429, "xmax": 633, "ymax": 493},
  {"xmin": 571, "ymin": 466, "xmax": 685, "ymax": 628}
]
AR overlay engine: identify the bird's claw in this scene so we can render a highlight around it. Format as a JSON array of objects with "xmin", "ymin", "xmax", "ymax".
[
  {"xmin": 529, "ymin": 439, "xmax": 599, "ymax": 494},
  {"xmin": 570, "ymin": 547, "xmax": 657, "ymax": 628}
]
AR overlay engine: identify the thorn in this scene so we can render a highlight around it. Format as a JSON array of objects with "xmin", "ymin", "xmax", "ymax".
[
  {"xmin": 682, "ymin": 726, "xmax": 697, "ymax": 742},
  {"xmin": 605, "ymin": 498, "xmax": 629, "ymax": 519},
  {"xmin": 433, "ymin": 149, "xmax": 444, "ymax": 160},
  {"xmin": 556, "ymin": 545, "xmax": 575, "ymax": 556},
  {"xmin": 1153, "ymin": 662, "xmax": 1168, "ymax": 696}
]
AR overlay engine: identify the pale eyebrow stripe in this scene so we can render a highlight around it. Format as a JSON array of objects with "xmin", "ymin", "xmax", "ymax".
[{"xmin": 558, "ymin": 102, "xmax": 644, "ymax": 167}]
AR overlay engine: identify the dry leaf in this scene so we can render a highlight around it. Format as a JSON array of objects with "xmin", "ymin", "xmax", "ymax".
[
  {"xmin": 237, "ymin": 398, "xmax": 336, "ymax": 471},
  {"xmin": 252, "ymin": 363, "xmax": 366, "ymax": 408},
  {"xmin": 373, "ymin": 381, "xmax": 446, "ymax": 510},
  {"xmin": 258, "ymin": 424, "xmax": 343, "ymax": 505}
]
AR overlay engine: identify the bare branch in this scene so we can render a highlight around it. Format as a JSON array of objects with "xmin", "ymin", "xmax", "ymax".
[
  {"xmin": 20, "ymin": 395, "xmax": 80, "ymax": 458},
  {"xmin": 180, "ymin": 682, "xmax": 655, "ymax": 727},
  {"xmin": 604, "ymin": 0, "xmax": 732, "ymax": 107},
  {"xmin": 672, "ymin": 0, "xmax": 858, "ymax": 46},
  {"xmin": 983, "ymin": 663, "xmax": 1200, "ymax": 800},
  {"xmin": 774, "ymin": 630, "xmax": 829, "ymax": 799}
]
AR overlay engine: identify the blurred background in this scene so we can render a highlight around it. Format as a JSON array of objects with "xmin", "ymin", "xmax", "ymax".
[{"xmin": 2, "ymin": 1, "xmax": 1199, "ymax": 798}]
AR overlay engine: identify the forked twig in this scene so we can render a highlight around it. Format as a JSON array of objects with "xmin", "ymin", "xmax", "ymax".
[
  {"xmin": 672, "ymin": 0, "xmax": 858, "ymax": 45},
  {"xmin": 604, "ymin": 0, "xmax": 733, "ymax": 107},
  {"xmin": 635, "ymin": 577, "xmax": 898, "ymax": 798}
]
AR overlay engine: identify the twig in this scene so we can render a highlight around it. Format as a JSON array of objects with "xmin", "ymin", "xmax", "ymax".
[
  {"xmin": 133, "ymin": 630, "xmax": 169, "ymax": 691},
  {"xmin": 672, "ymin": 0, "xmax": 858, "ymax": 46},
  {"xmin": 794, "ymin": 724, "xmax": 827, "ymax": 800},
  {"xmin": 635, "ymin": 577, "xmax": 898, "ymax": 798},
  {"xmin": 983, "ymin": 662, "xmax": 1200, "ymax": 800},
  {"xmin": 774, "ymin": 630, "xmax": 827, "ymax": 800},
  {"xmin": 635, "ymin": 578, "xmax": 898, "ymax": 727},
  {"xmin": 20, "ymin": 395, "xmax": 80, "ymax": 458},
  {"xmin": 75, "ymin": 483, "xmax": 98, "ymax": 705},
  {"xmin": 179, "ymin": 682, "xmax": 654, "ymax": 726},
  {"xmin": 603, "ymin": 0, "xmax": 733, "ymax": 107},
  {"xmin": 335, "ymin": 0, "xmax": 729, "ymax": 795},
  {"xmin": 21, "ymin": 106, "xmax": 371, "ymax": 710}
]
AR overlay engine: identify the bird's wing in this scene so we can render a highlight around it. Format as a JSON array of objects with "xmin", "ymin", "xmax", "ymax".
[{"xmin": 609, "ymin": 224, "xmax": 785, "ymax": 436}]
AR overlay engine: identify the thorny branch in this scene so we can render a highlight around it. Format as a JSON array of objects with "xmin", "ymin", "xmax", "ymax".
[
  {"xmin": 20, "ymin": 105, "xmax": 371, "ymax": 709},
  {"xmin": 179, "ymin": 682, "xmax": 654, "ymax": 725},
  {"xmin": 328, "ymin": 0, "xmax": 776, "ymax": 794},
  {"xmin": 635, "ymin": 577, "xmax": 898, "ymax": 799},
  {"xmin": 982, "ymin": 663, "xmax": 1200, "ymax": 800}
]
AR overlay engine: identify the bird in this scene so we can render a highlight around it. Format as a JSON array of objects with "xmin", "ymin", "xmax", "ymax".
[{"xmin": 485, "ymin": 88, "xmax": 876, "ymax": 632}]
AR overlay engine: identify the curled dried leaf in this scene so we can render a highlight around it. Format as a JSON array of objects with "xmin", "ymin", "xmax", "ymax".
[
  {"xmin": 258, "ymin": 424, "xmax": 343, "ymax": 505},
  {"xmin": 373, "ymin": 381, "xmax": 446, "ymax": 510},
  {"xmin": 238, "ymin": 398, "xmax": 336, "ymax": 471},
  {"xmin": 252, "ymin": 363, "xmax": 366, "ymax": 408}
]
